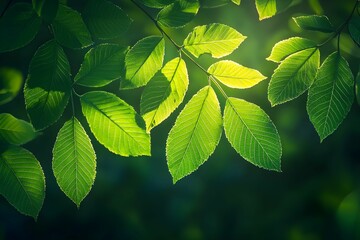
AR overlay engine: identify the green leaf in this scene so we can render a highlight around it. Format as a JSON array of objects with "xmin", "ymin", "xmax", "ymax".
[
  {"xmin": 157, "ymin": 0, "xmax": 199, "ymax": 28},
  {"xmin": 141, "ymin": 57, "xmax": 189, "ymax": 132},
  {"xmin": 268, "ymin": 48, "xmax": 320, "ymax": 106},
  {"xmin": 138, "ymin": 0, "xmax": 174, "ymax": 8},
  {"xmin": 356, "ymin": 69, "xmax": 360, "ymax": 106},
  {"xmin": 255, "ymin": 0, "xmax": 277, "ymax": 20},
  {"xmin": 231, "ymin": 0, "xmax": 240, "ymax": 5},
  {"xmin": 24, "ymin": 40, "xmax": 71, "ymax": 130},
  {"xmin": 52, "ymin": 4, "xmax": 93, "ymax": 49},
  {"xmin": 199, "ymin": 0, "xmax": 230, "ymax": 8},
  {"xmin": 32, "ymin": 0, "xmax": 59, "ymax": 23},
  {"xmin": 121, "ymin": 36, "xmax": 165, "ymax": 89},
  {"xmin": 293, "ymin": 15, "xmax": 334, "ymax": 33},
  {"xmin": 80, "ymin": 91, "xmax": 150, "ymax": 156},
  {"xmin": 349, "ymin": 16, "xmax": 360, "ymax": 47},
  {"xmin": 267, "ymin": 37, "xmax": 317, "ymax": 63},
  {"xmin": 82, "ymin": 0, "xmax": 132, "ymax": 40},
  {"xmin": 166, "ymin": 86, "xmax": 222, "ymax": 183},
  {"xmin": 183, "ymin": 23, "xmax": 246, "ymax": 58},
  {"xmin": 53, "ymin": 117, "xmax": 96, "ymax": 207},
  {"xmin": 307, "ymin": 52, "xmax": 354, "ymax": 141},
  {"xmin": 74, "ymin": 44, "xmax": 128, "ymax": 87},
  {"xmin": 0, "ymin": 113, "xmax": 37, "ymax": 146},
  {"xmin": 0, "ymin": 3, "xmax": 41, "ymax": 53},
  {"xmin": 208, "ymin": 60, "xmax": 266, "ymax": 89},
  {"xmin": 0, "ymin": 146, "xmax": 45, "ymax": 219},
  {"xmin": 224, "ymin": 98, "xmax": 282, "ymax": 171},
  {"xmin": 0, "ymin": 67, "xmax": 22, "ymax": 105}
]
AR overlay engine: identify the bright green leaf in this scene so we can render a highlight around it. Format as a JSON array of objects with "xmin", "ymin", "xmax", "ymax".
[
  {"xmin": 293, "ymin": 15, "xmax": 334, "ymax": 33},
  {"xmin": 0, "ymin": 67, "xmax": 22, "ymax": 105},
  {"xmin": 224, "ymin": 98, "xmax": 282, "ymax": 171},
  {"xmin": 255, "ymin": 0, "xmax": 277, "ymax": 20},
  {"xmin": 356, "ymin": 69, "xmax": 360, "ymax": 106},
  {"xmin": 231, "ymin": 0, "xmax": 240, "ymax": 5},
  {"xmin": 0, "ymin": 3, "xmax": 41, "ymax": 53},
  {"xmin": 0, "ymin": 113, "xmax": 37, "ymax": 146},
  {"xmin": 74, "ymin": 44, "xmax": 128, "ymax": 87},
  {"xmin": 32, "ymin": 0, "xmax": 59, "ymax": 23},
  {"xmin": 183, "ymin": 23, "xmax": 246, "ymax": 58},
  {"xmin": 138, "ymin": 0, "xmax": 174, "ymax": 8},
  {"xmin": 166, "ymin": 86, "xmax": 222, "ymax": 183},
  {"xmin": 53, "ymin": 117, "xmax": 96, "ymax": 207},
  {"xmin": 52, "ymin": 4, "xmax": 93, "ymax": 49},
  {"xmin": 81, "ymin": 91, "xmax": 150, "ymax": 156},
  {"xmin": 121, "ymin": 36, "xmax": 165, "ymax": 89},
  {"xmin": 349, "ymin": 16, "xmax": 360, "ymax": 47},
  {"xmin": 82, "ymin": 0, "xmax": 132, "ymax": 40},
  {"xmin": 307, "ymin": 52, "xmax": 354, "ymax": 141},
  {"xmin": 0, "ymin": 146, "xmax": 45, "ymax": 219},
  {"xmin": 157, "ymin": 0, "xmax": 199, "ymax": 28},
  {"xmin": 24, "ymin": 40, "xmax": 71, "ymax": 130},
  {"xmin": 141, "ymin": 57, "xmax": 189, "ymax": 132},
  {"xmin": 268, "ymin": 48, "xmax": 320, "ymax": 106},
  {"xmin": 267, "ymin": 37, "xmax": 317, "ymax": 63},
  {"xmin": 208, "ymin": 60, "xmax": 266, "ymax": 89}
]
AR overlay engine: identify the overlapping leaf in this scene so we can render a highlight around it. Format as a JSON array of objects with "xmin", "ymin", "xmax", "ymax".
[
  {"xmin": 255, "ymin": 0, "xmax": 276, "ymax": 20},
  {"xmin": 208, "ymin": 60, "xmax": 266, "ymax": 89},
  {"xmin": 0, "ymin": 67, "xmax": 22, "ymax": 105},
  {"xmin": 183, "ymin": 23, "xmax": 246, "ymax": 58},
  {"xmin": 268, "ymin": 48, "xmax": 320, "ymax": 106},
  {"xmin": 166, "ymin": 86, "xmax": 222, "ymax": 183},
  {"xmin": 74, "ymin": 44, "xmax": 128, "ymax": 87},
  {"xmin": 122, "ymin": 36, "xmax": 165, "ymax": 89},
  {"xmin": 138, "ymin": 0, "xmax": 174, "ymax": 8},
  {"xmin": 53, "ymin": 117, "xmax": 96, "ymax": 207},
  {"xmin": 293, "ymin": 15, "xmax": 334, "ymax": 33},
  {"xmin": 32, "ymin": 0, "xmax": 59, "ymax": 23},
  {"xmin": 24, "ymin": 40, "xmax": 71, "ymax": 130},
  {"xmin": 224, "ymin": 98, "xmax": 281, "ymax": 171},
  {"xmin": 349, "ymin": 16, "xmax": 360, "ymax": 47},
  {"xmin": 81, "ymin": 91, "xmax": 150, "ymax": 156},
  {"xmin": 141, "ymin": 57, "xmax": 189, "ymax": 131},
  {"xmin": 307, "ymin": 52, "xmax": 354, "ymax": 141},
  {"xmin": 0, "ymin": 147, "xmax": 45, "ymax": 219}
]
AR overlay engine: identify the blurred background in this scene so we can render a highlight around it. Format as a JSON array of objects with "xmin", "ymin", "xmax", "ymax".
[{"xmin": 0, "ymin": 0, "xmax": 360, "ymax": 239}]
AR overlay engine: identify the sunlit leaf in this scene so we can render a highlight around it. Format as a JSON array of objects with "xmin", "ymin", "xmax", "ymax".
[
  {"xmin": 0, "ymin": 67, "xmax": 22, "ymax": 105},
  {"xmin": 307, "ymin": 52, "xmax": 354, "ymax": 141},
  {"xmin": 138, "ymin": 0, "xmax": 174, "ymax": 8},
  {"xmin": 0, "ymin": 113, "xmax": 37, "ymax": 146},
  {"xmin": 166, "ymin": 86, "xmax": 222, "ymax": 183},
  {"xmin": 157, "ymin": 0, "xmax": 199, "ymax": 28},
  {"xmin": 74, "ymin": 44, "xmax": 128, "ymax": 87},
  {"xmin": 267, "ymin": 37, "xmax": 317, "ymax": 63},
  {"xmin": 52, "ymin": 4, "xmax": 93, "ymax": 49},
  {"xmin": 231, "ymin": 0, "xmax": 240, "ymax": 5},
  {"xmin": 141, "ymin": 57, "xmax": 189, "ymax": 132},
  {"xmin": 81, "ymin": 91, "xmax": 150, "ymax": 157},
  {"xmin": 32, "ymin": 0, "xmax": 59, "ymax": 23},
  {"xmin": 122, "ymin": 36, "xmax": 165, "ymax": 89},
  {"xmin": 208, "ymin": 60, "xmax": 266, "ymax": 89},
  {"xmin": 268, "ymin": 48, "xmax": 320, "ymax": 106},
  {"xmin": 224, "ymin": 98, "xmax": 281, "ymax": 171},
  {"xmin": 0, "ymin": 3, "xmax": 41, "ymax": 53},
  {"xmin": 0, "ymin": 146, "xmax": 45, "ymax": 219},
  {"xmin": 53, "ymin": 117, "xmax": 96, "ymax": 207},
  {"xmin": 183, "ymin": 23, "xmax": 246, "ymax": 58},
  {"xmin": 255, "ymin": 0, "xmax": 277, "ymax": 20},
  {"xmin": 349, "ymin": 16, "xmax": 360, "ymax": 47},
  {"xmin": 82, "ymin": 0, "xmax": 132, "ymax": 40},
  {"xmin": 24, "ymin": 40, "xmax": 71, "ymax": 130},
  {"xmin": 293, "ymin": 15, "xmax": 334, "ymax": 33}
]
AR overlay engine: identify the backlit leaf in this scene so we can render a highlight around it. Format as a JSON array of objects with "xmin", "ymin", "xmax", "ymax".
[
  {"xmin": 231, "ymin": 0, "xmax": 240, "ymax": 5},
  {"xmin": 268, "ymin": 48, "xmax": 320, "ymax": 106},
  {"xmin": 81, "ymin": 91, "xmax": 150, "ymax": 156},
  {"xmin": 307, "ymin": 52, "xmax": 354, "ymax": 141},
  {"xmin": 293, "ymin": 15, "xmax": 334, "ymax": 33},
  {"xmin": 255, "ymin": 0, "xmax": 277, "ymax": 20},
  {"xmin": 24, "ymin": 40, "xmax": 71, "ymax": 130},
  {"xmin": 32, "ymin": 0, "xmax": 59, "ymax": 23},
  {"xmin": 224, "ymin": 98, "xmax": 281, "ymax": 171},
  {"xmin": 208, "ymin": 60, "xmax": 266, "ymax": 89},
  {"xmin": 53, "ymin": 117, "xmax": 96, "ymax": 207},
  {"xmin": 0, "ymin": 67, "xmax": 22, "ymax": 105},
  {"xmin": 157, "ymin": 0, "xmax": 199, "ymax": 28},
  {"xmin": 166, "ymin": 86, "xmax": 222, "ymax": 183},
  {"xmin": 141, "ymin": 57, "xmax": 189, "ymax": 132},
  {"xmin": 183, "ymin": 23, "xmax": 246, "ymax": 58},
  {"xmin": 349, "ymin": 16, "xmax": 360, "ymax": 47}
]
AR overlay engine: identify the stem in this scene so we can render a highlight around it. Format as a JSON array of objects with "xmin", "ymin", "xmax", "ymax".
[
  {"xmin": 0, "ymin": 0, "xmax": 13, "ymax": 18},
  {"xmin": 70, "ymin": 91, "xmax": 75, "ymax": 116}
]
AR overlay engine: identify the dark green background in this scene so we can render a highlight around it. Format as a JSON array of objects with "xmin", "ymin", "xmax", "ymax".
[{"xmin": 1, "ymin": 0, "xmax": 360, "ymax": 239}]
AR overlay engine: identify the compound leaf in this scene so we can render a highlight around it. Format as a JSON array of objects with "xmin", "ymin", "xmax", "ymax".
[
  {"xmin": 32, "ymin": 0, "xmax": 59, "ymax": 23},
  {"xmin": 81, "ymin": 91, "xmax": 150, "ymax": 156},
  {"xmin": 24, "ymin": 40, "xmax": 71, "ymax": 130},
  {"xmin": 255, "ymin": 0, "xmax": 277, "ymax": 20},
  {"xmin": 166, "ymin": 86, "xmax": 222, "ymax": 183},
  {"xmin": 224, "ymin": 98, "xmax": 281, "ymax": 171},
  {"xmin": 293, "ymin": 15, "xmax": 334, "ymax": 33},
  {"xmin": 53, "ymin": 117, "xmax": 96, "ymax": 207},
  {"xmin": 0, "ymin": 67, "xmax": 22, "ymax": 105},
  {"xmin": 307, "ymin": 52, "xmax": 354, "ymax": 141}
]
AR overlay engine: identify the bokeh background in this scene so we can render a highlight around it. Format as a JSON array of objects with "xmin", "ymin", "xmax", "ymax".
[{"xmin": 0, "ymin": 0, "xmax": 360, "ymax": 239}]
